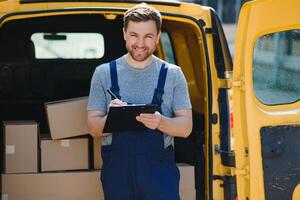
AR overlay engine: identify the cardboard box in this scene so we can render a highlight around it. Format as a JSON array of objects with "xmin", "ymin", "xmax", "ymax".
[
  {"xmin": 3, "ymin": 121, "xmax": 39, "ymax": 174},
  {"xmin": 93, "ymin": 137, "xmax": 103, "ymax": 169},
  {"xmin": 45, "ymin": 97, "xmax": 89, "ymax": 139},
  {"xmin": 2, "ymin": 171, "xmax": 104, "ymax": 200},
  {"xmin": 2, "ymin": 163, "xmax": 194, "ymax": 200},
  {"xmin": 178, "ymin": 164, "xmax": 196, "ymax": 200},
  {"xmin": 41, "ymin": 137, "xmax": 89, "ymax": 172}
]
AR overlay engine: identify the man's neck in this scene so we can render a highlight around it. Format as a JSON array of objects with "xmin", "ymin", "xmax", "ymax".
[{"xmin": 125, "ymin": 54, "xmax": 153, "ymax": 69}]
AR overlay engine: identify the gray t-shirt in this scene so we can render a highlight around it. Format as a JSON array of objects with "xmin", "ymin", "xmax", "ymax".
[{"xmin": 87, "ymin": 55, "xmax": 192, "ymax": 147}]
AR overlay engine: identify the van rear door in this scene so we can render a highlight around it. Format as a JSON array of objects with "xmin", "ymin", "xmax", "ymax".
[{"xmin": 233, "ymin": 0, "xmax": 300, "ymax": 199}]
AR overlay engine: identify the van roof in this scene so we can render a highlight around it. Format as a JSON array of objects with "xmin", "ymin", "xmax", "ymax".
[{"xmin": 20, "ymin": 0, "xmax": 181, "ymax": 6}]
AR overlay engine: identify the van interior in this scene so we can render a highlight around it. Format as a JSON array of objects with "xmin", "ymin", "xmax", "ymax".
[{"xmin": 0, "ymin": 13, "xmax": 207, "ymax": 198}]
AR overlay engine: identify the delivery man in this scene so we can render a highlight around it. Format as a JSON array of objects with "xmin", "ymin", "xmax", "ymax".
[{"xmin": 87, "ymin": 3, "xmax": 192, "ymax": 200}]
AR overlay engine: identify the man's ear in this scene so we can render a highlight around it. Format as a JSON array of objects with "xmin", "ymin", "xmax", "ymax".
[
  {"xmin": 123, "ymin": 27, "xmax": 126, "ymax": 41},
  {"xmin": 156, "ymin": 31, "xmax": 161, "ymax": 44}
]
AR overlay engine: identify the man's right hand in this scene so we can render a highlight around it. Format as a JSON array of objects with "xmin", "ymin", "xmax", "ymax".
[
  {"xmin": 108, "ymin": 99, "xmax": 127, "ymax": 107},
  {"xmin": 87, "ymin": 99, "xmax": 128, "ymax": 138}
]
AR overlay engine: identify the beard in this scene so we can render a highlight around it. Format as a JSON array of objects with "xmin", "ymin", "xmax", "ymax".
[{"xmin": 126, "ymin": 44, "xmax": 155, "ymax": 62}]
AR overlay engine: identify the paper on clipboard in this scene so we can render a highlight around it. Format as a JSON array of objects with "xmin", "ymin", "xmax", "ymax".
[{"xmin": 103, "ymin": 104, "xmax": 158, "ymax": 133}]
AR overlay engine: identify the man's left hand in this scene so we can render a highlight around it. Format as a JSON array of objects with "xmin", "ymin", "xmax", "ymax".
[{"xmin": 136, "ymin": 111, "xmax": 162, "ymax": 130}]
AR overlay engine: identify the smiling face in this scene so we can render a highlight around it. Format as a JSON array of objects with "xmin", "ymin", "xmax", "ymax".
[{"xmin": 123, "ymin": 20, "xmax": 161, "ymax": 62}]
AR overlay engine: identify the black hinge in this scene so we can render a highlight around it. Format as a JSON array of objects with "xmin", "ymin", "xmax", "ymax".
[
  {"xmin": 211, "ymin": 113, "xmax": 218, "ymax": 124},
  {"xmin": 213, "ymin": 175, "xmax": 237, "ymax": 200},
  {"xmin": 205, "ymin": 27, "xmax": 217, "ymax": 35},
  {"xmin": 215, "ymin": 145, "xmax": 236, "ymax": 167}
]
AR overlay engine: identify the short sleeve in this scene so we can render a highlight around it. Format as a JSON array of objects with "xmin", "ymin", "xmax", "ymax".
[
  {"xmin": 87, "ymin": 66, "xmax": 108, "ymax": 113},
  {"xmin": 172, "ymin": 67, "xmax": 192, "ymax": 112}
]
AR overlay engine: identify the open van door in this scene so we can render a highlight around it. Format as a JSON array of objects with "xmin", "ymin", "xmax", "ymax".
[{"xmin": 233, "ymin": 0, "xmax": 300, "ymax": 199}]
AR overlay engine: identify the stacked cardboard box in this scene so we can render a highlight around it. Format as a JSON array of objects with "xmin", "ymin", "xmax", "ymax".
[
  {"xmin": 2, "ymin": 171, "xmax": 104, "ymax": 200},
  {"xmin": 43, "ymin": 97, "xmax": 103, "ymax": 170},
  {"xmin": 45, "ymin": 97, "xmax": 89, "ymax": 139},
  {"xmin": 2, "ymin": 97, "xmax": 195, "ymax": 199},
  {"xmin": 2, "ymin": 97, "xmax": 104, "ymax": 199},
  {"xmin": 179, "ymin": 164, "xmax": 196, "ymax": 200},
  {"xmin": 41, "ymin": 136, "xmax": 89, "ymax": 172},
  {"xmin": 3, "ymin": 121, "xmax": 39, "ymax": 174},
  {"xmin": 93, "ymin": 137, "xmax": 102, "ymax": 169},
  {"xmin": 2, "ymin": 165, "xmax": 194, "ymax": 200}
]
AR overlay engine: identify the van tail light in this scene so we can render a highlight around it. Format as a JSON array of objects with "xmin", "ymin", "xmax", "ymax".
[
  {"xmin": 235, "ymin": 197, "xmax": 238, "ymax": 200},
  {"xmin": 230, "ymin": 111, "xmax": 233, "ymax": 129},
  {"xmin": 229, "ymin": 104, "xmax": 234, "ymax": 150}
]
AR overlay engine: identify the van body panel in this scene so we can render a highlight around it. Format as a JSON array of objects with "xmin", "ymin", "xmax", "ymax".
[
  {"xmin": 233, "ymin": 0, "xmax": 300, "ymax": 199},
  {"xmin": 1, "ymin": 0, "xmax": 298, "ymax": 199},
  {"xmin": 0, "ymin": 1, "xmax": 218, "ymax": 199}
]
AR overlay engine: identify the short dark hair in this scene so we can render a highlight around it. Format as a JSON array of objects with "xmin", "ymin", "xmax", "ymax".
[{"xmin": 123, "ymin": 3, "xmax": 162, "ymax": 33}]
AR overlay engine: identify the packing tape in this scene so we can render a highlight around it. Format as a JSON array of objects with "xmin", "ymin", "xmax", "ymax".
[
  {"xmin": 61, "ymin": 140, "xmax": 70, "ymax": 147},
  {"xmin": 6, "ymin": 145, "xmax": 15, "ymax": 154},
  {"xmin": 2, "ymin": 194, "xmax": 8, "ymax": 200}
]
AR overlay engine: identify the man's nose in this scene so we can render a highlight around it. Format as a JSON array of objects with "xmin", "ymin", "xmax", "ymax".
[{"xmin": 135, "ymin": 37, "xmax": 145, "ymax": 47}]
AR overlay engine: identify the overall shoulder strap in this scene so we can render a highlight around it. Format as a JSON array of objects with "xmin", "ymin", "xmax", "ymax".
[
  {"xmin": 109, "ymin": 60, "xmax": 121, "ymax": 100},
  {"xmin": 151, "ymin": 62, "xmax": 168, "ymax": 108}
]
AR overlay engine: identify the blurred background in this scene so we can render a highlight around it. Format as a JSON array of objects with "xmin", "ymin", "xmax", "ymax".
[
  {"xmin": 181, "ymin": 0, "xmax": 300, "ymax": 104},
  {"xmin": 182, "ymin": 0, "xmax": 252, "ymax": 54}
]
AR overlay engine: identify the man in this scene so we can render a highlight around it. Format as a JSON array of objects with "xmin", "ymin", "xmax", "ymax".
[{"xmin": 87, "ymin": 3, "xmax": 192, "ymax": 200}]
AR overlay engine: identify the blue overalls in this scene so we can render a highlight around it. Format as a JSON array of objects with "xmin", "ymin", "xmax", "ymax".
[{"xmin": 100, "ymin": 60, "xmax": 180, "ymax": 200}]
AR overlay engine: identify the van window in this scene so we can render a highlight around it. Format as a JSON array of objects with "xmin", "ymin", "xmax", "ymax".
[
  {"xmin": 160, "ymin": 31, "xmax": 176, "ymax": 64},
  {"xmin": 31, "ymin": 32, "xmax": 105, "ymax": 59},
  {"xmin": 253, "ymin": 30, "xmax": 300, "ymax": 105}
]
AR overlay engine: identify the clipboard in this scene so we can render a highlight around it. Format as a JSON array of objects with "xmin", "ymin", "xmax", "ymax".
[{"xmin": 103, "ymin": 104, "xmax": 158, "ymax": 133}]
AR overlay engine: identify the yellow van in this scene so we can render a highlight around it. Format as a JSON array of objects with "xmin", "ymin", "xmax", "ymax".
[{"xmin": 0, "ymin": 0, "xmax": 299, "ymax": 199}]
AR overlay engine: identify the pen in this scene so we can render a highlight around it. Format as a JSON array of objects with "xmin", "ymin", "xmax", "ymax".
[
  {"xmin": 106, "ymin": 89, "xmax": 119, "ymax": 100},
  {"xmin": 107, "ymin": 89, "xmax": 133, "ymax": 105}
]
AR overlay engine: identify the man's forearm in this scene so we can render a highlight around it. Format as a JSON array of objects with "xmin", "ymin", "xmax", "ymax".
[
  {"xmin": 87, "ymin": 115, "xmax": 107, "ymax": 137},
  {"xmin": 157, "ymin": 115, "xmax": 192, "ymax": 138}
]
